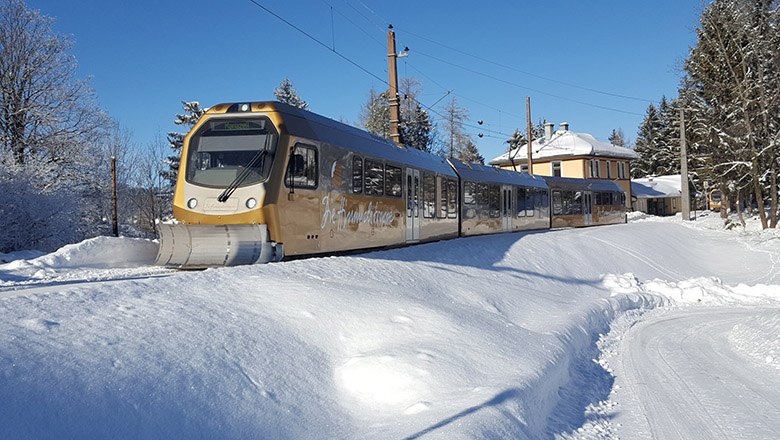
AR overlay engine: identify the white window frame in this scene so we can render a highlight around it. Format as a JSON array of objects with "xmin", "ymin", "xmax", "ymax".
[
  {"xmin": 606, "ymin": 160, "xmax": 612, "ymax": 179},
  {"xmin": 551, "ymin": 161, "xmax": 562, "ymax": 177}
]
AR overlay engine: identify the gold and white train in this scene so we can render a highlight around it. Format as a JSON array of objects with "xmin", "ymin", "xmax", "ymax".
[{"xmin": 155, "ymin": 102, "xmax": 626, "ymax": 268}]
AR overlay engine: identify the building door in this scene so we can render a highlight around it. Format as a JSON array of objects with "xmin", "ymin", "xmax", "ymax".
[
  {"xmin": 502, "ymin": 185, "xmax": 513, "ymax": 232},
  {"xmin": 405, "ymin": 168, "xmax": 420, "ymax": 241},
  {"xmin": 583, "ymin": 191, "xmax": 593, "ymax": 225}
]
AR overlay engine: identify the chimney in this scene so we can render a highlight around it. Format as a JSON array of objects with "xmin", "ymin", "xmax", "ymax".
[
  {"xmin": 544, "ymin": 122, "xmax": 554, "ymax": 141},
  {"xmin": 559, "ymin": 122, "xmax": 569, "ymax": 132}
]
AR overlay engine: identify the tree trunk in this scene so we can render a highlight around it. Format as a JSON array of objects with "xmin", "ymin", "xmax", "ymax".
[
  {"xmin": 720, "ymin": 187, "xmax": 729, "ymax": 219},
  {"xmin": 736, "ymin": 190, "xmax": 746, "ymax": 227},
  {"xmin": 752, "ymin": 166, "xmax": 769, "ymax": 229}
]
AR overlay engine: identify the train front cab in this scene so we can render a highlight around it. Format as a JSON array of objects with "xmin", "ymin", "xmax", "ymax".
[
  {"xmin": 448, "ymin": 159, "xmax": 550, "ymax": 236},
  {"xmin": 543, "ymin": 176, "xmax": 626, "ymax": 228}
]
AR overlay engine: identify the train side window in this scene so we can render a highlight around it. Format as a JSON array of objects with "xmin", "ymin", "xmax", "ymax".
[
  {"xmin": 595, "ymin": 192, "xmax": 602, "ymax": 206},
  {"xmin": 285, "ymin": 144, "xmax": 318, "ymax": 189},
  {"xmin": 464, "ymin": 182, "xmax": 476, "ymax": 205},
  {"xmin": 447, "ymin": 179, "xmax": 457, "ymax": 218},
  {"xmin": 385, "ymin": 165, "xmax": 402, "ymax": 197},
  {"xmin": 423, "ymin": 173, "xmax": 436, "ymax": 218},
  {"xmin": 517, "ymin": 187, "xmax": 526, "ymax": 217},
  {"xmin": 489, "ymin": 185, "xmax": 501, "ymax": 218},
  {"xmin": 572, "ymin": 191, "xmax": 583, "ymax": 214},
  {"xmin": 352, "ymin": 156, "xmax": 363, "ymax": 194},
  {"xmin": 525, "ymin": 190, "xmax": 534, "ymax": 216},
  {"xmin": 477, "ymin": 183, "xmax": 488, "ymax": 207},
  {"xmin": 365, "ymin": 159, "xmax": 384, "ymax": 195},
  {"xmin": 552, "ymin": 190, "xmax": 563, "ymax": 215},
  {"xmin": 440, "ymin": 178, "xmax": 449, "ymax": 218}
]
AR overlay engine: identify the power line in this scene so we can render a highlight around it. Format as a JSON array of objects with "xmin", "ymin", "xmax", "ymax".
[
  {"xmin": 399, "ymin": 27, "xmax": 653, "ymax": 103},
  {"xmin": 414, "ymin": 49, "xmax": 644, "ymax": 117},
  {"xmin": 246, "ymin": 0, "xmax": 388, "ymax": 86}
]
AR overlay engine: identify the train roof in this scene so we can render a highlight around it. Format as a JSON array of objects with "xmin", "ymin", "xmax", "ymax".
[
  {"xmin": 541, "ymin": 176, "xmax": 625, "ymax": 193},
  {"xmin": 448, "ymin": 159, "xmax": 549, "ymax": 189},
  {"xmin": 220, "ymin": 101, "xmax": 457, "ymax": 177}
]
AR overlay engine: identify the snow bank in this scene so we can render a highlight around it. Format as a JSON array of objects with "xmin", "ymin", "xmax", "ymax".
[
  {"xmin": 603, "ymin": 273, "xmax": 780, "ymax": 306},
  {"xmin": 0, "ymin": 236, "xmax": 161, "ymax": 286}
]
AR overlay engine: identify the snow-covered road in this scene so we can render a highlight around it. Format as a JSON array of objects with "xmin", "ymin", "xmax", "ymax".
[{"xmin": 613, "ymin": 308, "xmax": 780, "ymax": 440}]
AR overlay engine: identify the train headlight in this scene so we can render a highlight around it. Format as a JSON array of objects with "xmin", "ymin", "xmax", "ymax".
[
  {"xmin": 240, "ymin": 103, "xmax": 250, "ymax": 112},
  {"xmin": 187, "ymin": 198, "xmax": 198, "ymax": 209},
  {"xmin": 246, "ymin": 198, "xmax": 258, "ymax": 209}
]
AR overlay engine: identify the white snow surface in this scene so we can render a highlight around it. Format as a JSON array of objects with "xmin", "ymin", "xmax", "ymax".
[{"xmin": 0, "ymin": 212, "xmax": 778, "ymax": 439}]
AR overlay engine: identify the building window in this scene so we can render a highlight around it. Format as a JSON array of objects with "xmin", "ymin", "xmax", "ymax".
[
  {"xmin": 617, "ymin": 162, "xmax": 627, "ymax": 179},
  {"xmin": 552, "ymin": 161, "xmax": 562, "ymax": 177},
  {"xmin": 606, "ymin": 160, "xmax": 612, "ymax": 179},
  {"xmin": 590, "ymin": 159, "xmax": 600, "ymax": 178},
  {"xmin": 285, "ymin": 144, "xmax": 318, "ymax": 189}
]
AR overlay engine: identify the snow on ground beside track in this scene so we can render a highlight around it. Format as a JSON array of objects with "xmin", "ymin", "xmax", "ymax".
[
  {"xmin": 0, "ymin": 236, "xmax": 167, "ymax": 289},
  {"xmin": 0, "ymin": 215, "xmax": 778, "ymax": 439}
]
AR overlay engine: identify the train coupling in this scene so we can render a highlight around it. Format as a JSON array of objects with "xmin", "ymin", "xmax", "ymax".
[{"xmin": 155, "ymin": 223, "xmax": 283, "ymax": 269}]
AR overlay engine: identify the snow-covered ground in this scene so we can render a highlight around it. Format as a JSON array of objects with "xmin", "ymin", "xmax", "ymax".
[{"xmin": 0, "ymin": 211, "xmax": 777, "ymax": 439}]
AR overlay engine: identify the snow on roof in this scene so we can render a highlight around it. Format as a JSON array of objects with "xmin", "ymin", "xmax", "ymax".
[
  {"xmin": 489, "ymin": 126, "xmax": 639, "ymax": 166},
  {"xmin": 631, "ymin": 175, "xmax": 683, "ymax": 199}
]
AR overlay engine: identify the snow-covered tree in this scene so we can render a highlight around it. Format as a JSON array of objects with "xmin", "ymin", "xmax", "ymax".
[
  {"xmin": 273, "ymin": 78, "xmax": 308, "ymax": 110},
  {"xmin": 684, "ymin": 0, "xmax": 780, "ymax": 228},
  {"xmin": 506, "ymin": 128, "xmax": 526, "ymax": 152},
  {"xmin": 162, "ymin": 101, "xmax": 205, "ymax": 187},
  {"xmin": 0, "ymin": 0, "xmax": 124, "ymax": 251},
  {"xmin": 359, "ymin": 88, "xmax": 390, "ymax": 139}
]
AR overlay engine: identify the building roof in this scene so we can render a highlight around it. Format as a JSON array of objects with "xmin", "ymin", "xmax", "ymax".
[
  {"xmin": 489, "ymin": 124, "xmax": 639, "ymax": 166},
  {"xmin": 631, "ymin": 175, "xmax": 683, "ymax": 199}
]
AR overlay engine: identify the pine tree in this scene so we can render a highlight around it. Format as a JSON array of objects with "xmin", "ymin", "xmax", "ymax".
[
  {"xmin": 401, "ymin": 103, "xmax": 434, "ymax": 151},
  {"xmin": 273, "ymin": 78, "xmax": 308, "ymax": 110},
  {"xmin": 608, "ymin": 128, "xmax": 626, "ymax": 147},
  {"xmin": 162, "ymin": 101, "xmax": 205, "ymax": 187},
  {"xmin": 458, "ymin": 137, "xmax": 484, "ymax": 164},
  {"xmin": 359, "ymin": 88, "xmax": 390, "ymax": 138},
  {"xmin": 632, "ymin": 104, "xmax": 663, "ymax": 178}
]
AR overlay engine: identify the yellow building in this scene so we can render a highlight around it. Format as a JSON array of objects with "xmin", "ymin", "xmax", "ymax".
[{"xmin": 488, "ymin": 122, "xmax": 638, "ymax": 208}]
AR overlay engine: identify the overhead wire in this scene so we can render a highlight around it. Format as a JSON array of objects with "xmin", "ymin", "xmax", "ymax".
[{"xmin": 246, "ymin": 0, "xmax": 388, "ymax": 86}]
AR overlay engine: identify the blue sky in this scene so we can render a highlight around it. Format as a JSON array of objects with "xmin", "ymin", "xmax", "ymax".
[{"xmin": 28, "ymin": 0, "xmax": 703, "ymax": 162}]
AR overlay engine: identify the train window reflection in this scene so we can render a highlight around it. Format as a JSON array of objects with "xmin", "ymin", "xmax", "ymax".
[
  {"xmin": 352, "ymin": 156, "xmax": 363, "ymax": 194},
  {"xmin": 447, "ymin": 179, "xmax": 457, "ymax": 218},
  {"xmin": 285, "ymin": 144, "xmax": 317, "ymax": 189},
  {"xmin": 385, "ymin": 165, "xmax": 402, "ymax": 197},
  {"xmin": 365, "ymin": 159, "xmax": 384, "ymax": 195},
  {"xmin": 423, "ymin": 173, "xmax": 435, "ymax": 218}
]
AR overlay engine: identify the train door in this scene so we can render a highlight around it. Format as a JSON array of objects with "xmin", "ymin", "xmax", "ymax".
[
  {"xmin": 405, "ymin": 168, "xmax": 420, "ymax": 241},
  {"xmin": 502, "ymin": 185, "xmax": 513, "ymax": 232},
  {"xmin": 583, "ymin": 191, "xmax": 593, "ymax": 225}
]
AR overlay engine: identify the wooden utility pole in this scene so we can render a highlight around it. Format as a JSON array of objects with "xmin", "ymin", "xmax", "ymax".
[
  {"xmin": 387, "ymin": 24, "xmax": 402, "ymax": 147},
  {"xmin": 526, "ymin": 96, "xmax": 534, "ymax": 175},
  {"xmin": 111, "ymin": 156, "xmax": 119, "ymax": 237},
  {"xmin": 680, "ymin": 109, "xmax": 691, "ymax": 221}
]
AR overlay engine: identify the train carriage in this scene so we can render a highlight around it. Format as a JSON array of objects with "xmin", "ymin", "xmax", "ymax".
[
  {"xmin": 157, "ymin": 101, "xmax": 459, "ymax": 268},
  {"xmin": 543, "ymin": 176, "xmax": 626, "ymax": 228},
  {"xmin": 448, "ymin": 159, "xmax": 550, "ymax": 236}
]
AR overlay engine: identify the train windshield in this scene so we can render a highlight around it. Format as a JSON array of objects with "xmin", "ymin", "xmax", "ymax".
[{"xmin": 185, "ymin": 117, "xmax": 278, "ymax": 188}]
